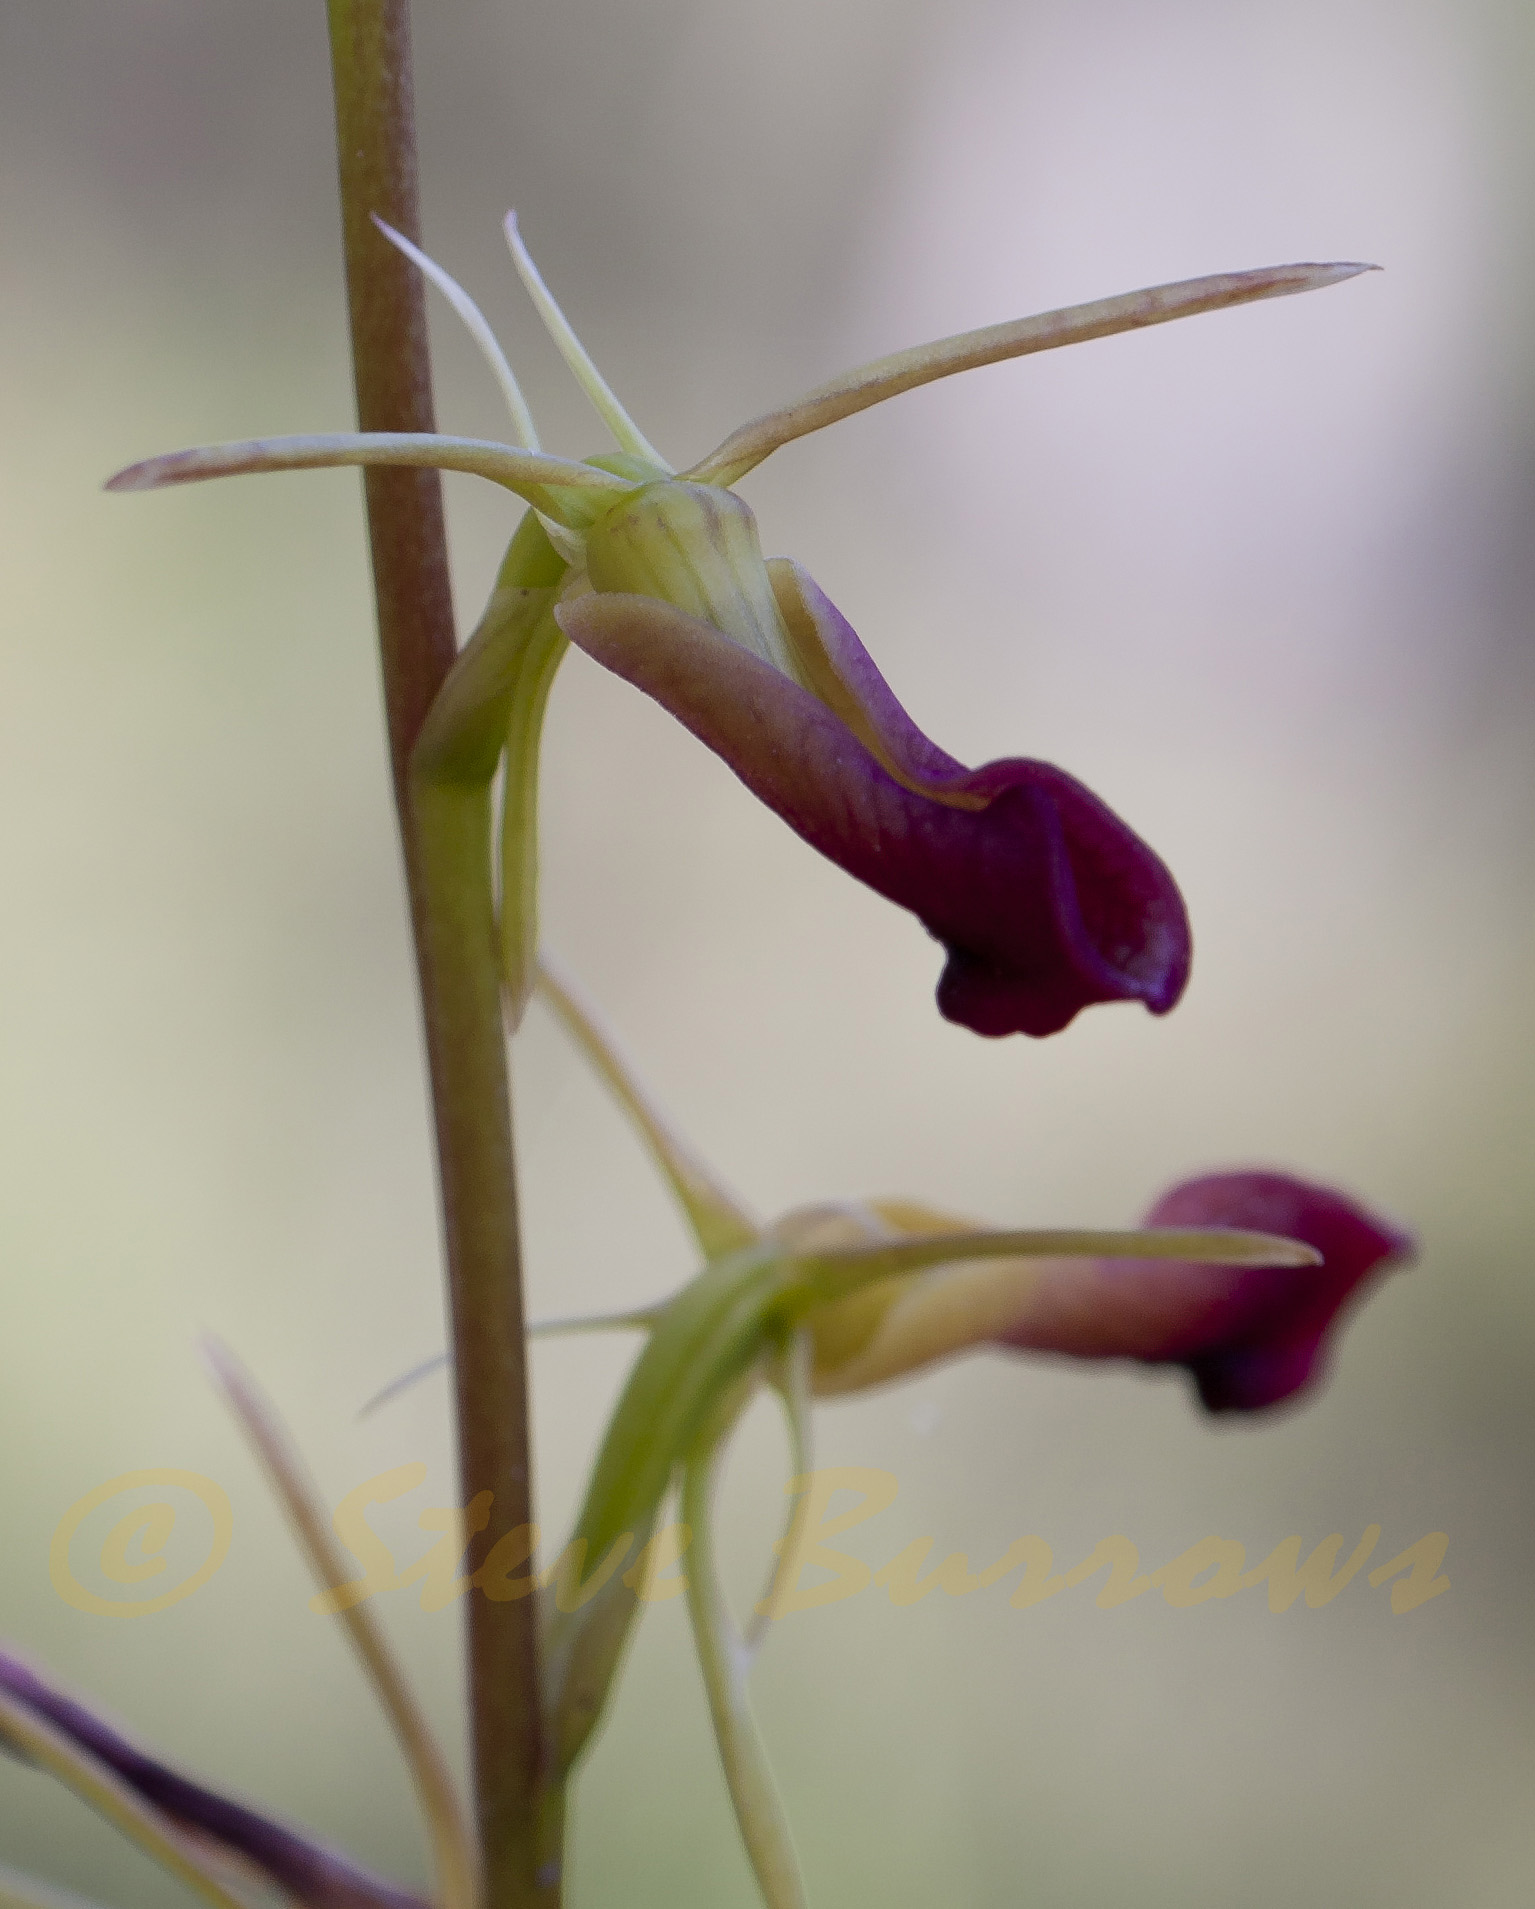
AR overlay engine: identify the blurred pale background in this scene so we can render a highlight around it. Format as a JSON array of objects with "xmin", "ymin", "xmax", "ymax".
[{"xmin": 2, "ymin": 1, "xmax": 1532, "ymax": 1904}]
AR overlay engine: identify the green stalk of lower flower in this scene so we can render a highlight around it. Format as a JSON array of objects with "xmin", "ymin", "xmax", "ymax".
[
  {"xmin": 325, "ymin": 5, "xmax": 549, "ymax": 1903},
  {"xmin": 681, "ymin": 1377, "xmax": 808, "ymax": 1909},
  {"xmin": 542, "ymin": 1242, "xmax": 793, "ymax": 1775}
]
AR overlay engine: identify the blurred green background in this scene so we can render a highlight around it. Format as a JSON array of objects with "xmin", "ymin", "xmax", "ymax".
[{"xmin": 2, "ymin": 2, "xmax": 1532, "ymax": 1904}]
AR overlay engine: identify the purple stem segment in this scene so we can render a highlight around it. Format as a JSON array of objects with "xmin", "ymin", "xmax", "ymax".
[{"xmin": 0, "ymin": 1651, "xmax": 425, "ymax": 1909}]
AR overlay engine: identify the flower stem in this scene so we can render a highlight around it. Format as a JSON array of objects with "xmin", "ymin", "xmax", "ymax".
[{"xmin": 324, "ymin": 5, "xmax": 550, "ymax": 1903}]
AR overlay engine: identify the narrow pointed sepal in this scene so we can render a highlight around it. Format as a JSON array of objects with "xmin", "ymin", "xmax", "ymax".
[
  {"xmin": 535, "ymin": 952, "xmax": 759, "ymax": 1255},
  {"xmin": 555, "ymin": 590, "xmax": 1191, "ymax": 1036},
  {"xmin": 106, "ymin": 433, "xmax": 630, "ymax": 528},
  {"xmin": 496, "ymin": 604, "xmax": 569, "ymax": 1025},
  {"xmin": 800, "ymin": 1219, "xmax": 1321, "ymax": 1396},
  {"xmin": 803, "ymin": 1223, "xmax": 1319, "ymax": 1290},
  {"xmin": 503, "ymin": 212, "xmax": 671, "ymax": 471},
  {"xmin": 687, "ymin": 262, "xmax": 1380, "ymax": 485},
  {"xmin": 541, "ymin": 1241, "xmax": 791, "ymax": 1776}
]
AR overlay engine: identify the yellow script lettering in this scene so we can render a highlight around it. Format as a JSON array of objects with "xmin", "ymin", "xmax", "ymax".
[
  {"xmin": 311, "ymin": 1464, "xmax": 427, "ymax": 1614},
  {"xmin": 756, "ymin": 1467, "xmax": 900, "ymax": 1620},
  {"xmin": 475, "ymin": 1523, "xmax": 540, "ymax": 1603},
  {"xmin": 1007, "ymin": 1538, "xmax": 1066, "ymax": 1610},
  {"xmin": 1240, "ymin": 1527, "xmax": 1381, "ymax": 1613},
  {"xmin": 1064, "ymin": 1536, "xmax": 1155, "ymax": 1609},
  {"xmin": 622, "ymin": 1523, "xmax": 692, "ymax": 1603},
  {"xmin": 543, "ymin": 1535, "xmax": 636, "ymax": 1614},
  {"xmin": 1153, "ymin": 1536, "xmax": 1246, "ymax": 1608},
  {"xmin": 407, "ymin": 1492, "xmax": 494, "ymax": 1612},
  {"xmin": 1368, "ymin": 1533, "xmax": 1450, "ymax": 1613},
  {"xmin": 873, "ymin": 1539, "xmax": 989, "ymax": 1607}
]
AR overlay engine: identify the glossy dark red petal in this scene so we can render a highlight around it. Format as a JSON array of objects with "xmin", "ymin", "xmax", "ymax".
[
  {"xmin": 995, "ymin": 1171, "xmax": 1412, "ymax": 1412},
  {"xmin": 557, "ymin": 593, "xmax": 1191, "ymax": 1036}
]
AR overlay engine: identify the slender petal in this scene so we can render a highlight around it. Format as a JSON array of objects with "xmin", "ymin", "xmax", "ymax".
[
  {"xmin": 503, "ymin": 212, "xmax": 671, "ymax": 471},
  {"xmin": 686, "ymin": 263, "xmax": 1378, "ymax": 486},
  {"xmin": 995, "ymin": 1171, "xmax": 1413, "ymax": 1412},
  {"xmin": 359, "ymin": 1350, "xmax": 452, "ymax": 1417},
  {"xmin": 372, "ymin": 216, "xmax": 541, "ymax": 450},
  {"xmin": 0, "ymin": 1653, "xmax": 421, "ymax": 1909},
  {"xmin": 556, "ymin": 591, "xmax": 1191, "ymax": 1036}
]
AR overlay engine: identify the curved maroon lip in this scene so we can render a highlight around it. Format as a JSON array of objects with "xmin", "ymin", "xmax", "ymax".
[
  {"xmin": 997, "ymin": 1171, "xmax": 1413, "ymax": 1413},
  {"xmin": 557, "ymin": 589, "xmax": 1191, "ymax": 1038}
]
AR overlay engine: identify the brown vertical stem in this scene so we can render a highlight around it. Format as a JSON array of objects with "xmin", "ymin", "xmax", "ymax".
[
  {"xmin": 324, "ymin": 4, "xmax": 547, "ymax": 1903},
  {"xmin": 326, "ymin": 0, "xmax": 456, "ymax": 784}
]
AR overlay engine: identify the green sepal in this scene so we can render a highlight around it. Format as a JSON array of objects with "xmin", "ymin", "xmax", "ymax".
[
  {"xmin": 411, "ymin": 511, "xmax": 571, "ymax": 1027},
  {"xmin": 535, "ymin": 952, "xmax": 760, "ymax": 1260},
  {"xmin": 796, "ymin": 1223, "xmax": 1321, "ymax": 1307},
  {"xmin": 543, "ymin": 1240, "xmax": 799, "ymax": 1775}
]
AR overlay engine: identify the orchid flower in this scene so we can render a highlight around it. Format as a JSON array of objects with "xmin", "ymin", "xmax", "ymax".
[
  {"xmin": 108, "ymin": 219, "xmax": 1374, "ymax": 1037},
  {"xmin": 369, "ymin": 952, "xmax": 1403, "ymax": 1909},
  {"xmin": 809, "ymin": 1170, "xmax": 1411, "ymax": 1410}
]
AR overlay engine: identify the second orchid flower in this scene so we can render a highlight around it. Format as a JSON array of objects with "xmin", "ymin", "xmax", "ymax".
[{"xmin": 481, "ymin": 955, "xmax": 1408, "ymax": 1909}]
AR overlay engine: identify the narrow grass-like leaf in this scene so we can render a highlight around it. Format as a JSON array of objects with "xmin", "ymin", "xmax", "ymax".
[{"xmin": 203, "ymin": 1341, "xmax": 478, "ymax": 1909}]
